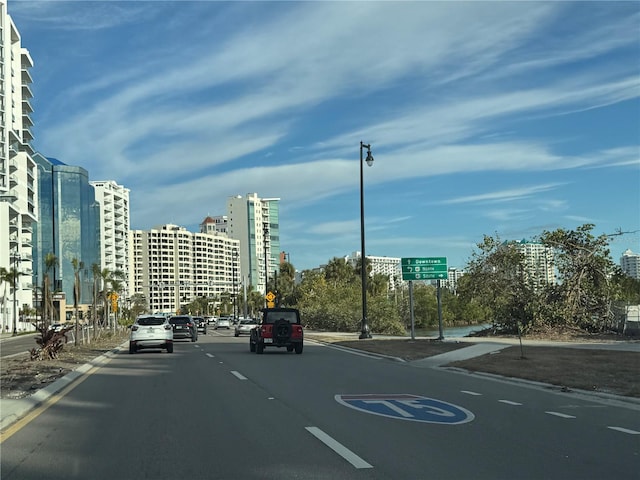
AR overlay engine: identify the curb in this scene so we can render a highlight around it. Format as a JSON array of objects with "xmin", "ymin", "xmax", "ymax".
[{"xmin": 0, "ymin": 342, "xmax": 127, "ymax": 432}]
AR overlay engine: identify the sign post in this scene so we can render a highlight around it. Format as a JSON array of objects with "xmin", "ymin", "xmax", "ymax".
[{"xmin": 401, "ymin": 257, "xmax": 448, "ymax": 340}]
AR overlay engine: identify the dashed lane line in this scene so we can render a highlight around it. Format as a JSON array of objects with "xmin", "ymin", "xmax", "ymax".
[
  {"xmin": 499, "ymin": 400, "xmax": 523, "ymax": 406},
  {"xmin": 231, "ymin": 371, "xmax": 247, "ymax": 380},
  {"xmin": 607, "ymin": 426, "xmax": 640, "ymax": 435},
  {"xmin": 461, "ymin": 390, "xmax": 482, "ymax": 396},
  {"xmin": 545, "ymin": 411, "xmax": 576, "ymax": 419},
  {"xmin": 305, "ymin": 426, "xmax": 373, "ymax": 469}
]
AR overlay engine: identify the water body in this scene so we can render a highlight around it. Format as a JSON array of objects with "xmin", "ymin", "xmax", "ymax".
[{"xmin": 412, "ymin": 323, "xmax": 491, "ymax": 338}]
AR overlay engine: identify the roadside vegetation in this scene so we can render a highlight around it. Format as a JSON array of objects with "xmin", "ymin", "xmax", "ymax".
[{"xmin": 261, "ymin": 223, "xmax": 639, "ymax": 337}]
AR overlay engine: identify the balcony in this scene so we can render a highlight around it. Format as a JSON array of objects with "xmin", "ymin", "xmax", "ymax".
[
  {"xmin": 22, "ymin": 128, "xmax": 33, "ymax": 141},
  {"xmin": 22, "ymin": 99, "xmax": 33, "ymax": 113},
  {"xmin": 21, "ymin": 84, "xmax": 33, "ymax": 99}
]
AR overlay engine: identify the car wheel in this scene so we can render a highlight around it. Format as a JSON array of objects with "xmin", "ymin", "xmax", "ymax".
[
  {"xmin": 129, "ymin": 342, "xmax": 136, "ymax": 354},
  {"xmin": 256, "ymin": 341, "xmax": 264, "ymax": 354},
  {"xmin": 166, "ymin": 342, "xmax": 174, "ymax": 353},
  {"xmin": 249, "ymin": 339, "xmax": 255, "ymax": 352},
  {"xmin": 295, "ymin": 343, "xmax": 303, "ymax": 354}
]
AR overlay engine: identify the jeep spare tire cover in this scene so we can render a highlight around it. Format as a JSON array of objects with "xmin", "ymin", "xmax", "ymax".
[{"xmin": 274, "ymin": 319, "xmax": 292, "ymax": 340}]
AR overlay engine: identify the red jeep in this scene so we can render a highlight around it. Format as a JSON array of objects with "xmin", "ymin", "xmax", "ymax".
[{"xmin": 249, "ymin": 308, "xmax": 304, "ymax": 354}]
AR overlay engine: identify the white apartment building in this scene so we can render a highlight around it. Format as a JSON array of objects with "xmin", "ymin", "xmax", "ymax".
[
  {"xmin": 227, "ymin": 193, "xmax": 280, "ymax": 295},
  {"xmin": 349, "ymin": 252, "xmax": 402, "ymax": 290},
  {"xmin": 0, "ymin": 2, "xmax": 36, "ymax": 332},
  {"xmin": 443, "ymin": 267, "xmax": 465, "ymax": 292},
  {"xmin": 200, "ymin": 215, "xmax": 228, "ymax": 235},
  {"xmin": 91, "ymin": 180, "xmax": 130, "ymax": 297},
  {"xmin": 621, "ymin": 249, "xmax": 640, "ymax": 280},
  {"xmin": 130, "ymin": 224, "xmax": 240, "ymax": 315},
  {"xmin": 507, "ymin": 239, "xmax": 556, "ymax": 288}
]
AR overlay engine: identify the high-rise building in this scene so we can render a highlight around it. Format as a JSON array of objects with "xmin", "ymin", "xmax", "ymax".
[
  {"xmin": 130, "ymin": 224, "xmax": 240, "ymax": 315},
  {"xmin": 32, "ymin": 154, "xmax": 101, "ymax": 319},
  {"xmin": 0, "ymin": 3, "xmax": 36, "ymax": 332},
  {"xmin": 226, "ymin": 193, "xmax": 280, "ymax": 294},
  {"xmin": 621, "ymin": 249, "xmax": 640, "ymax": 280},
  {"xmin": 348, "ymin": 252, "xmax": 402, "ymax": 290},
  {"xmin": 505, "ymin": 239, "xmax": 556, "ymax": 289},
  {"xmin": 91, "ymin": 180, "xmax": 130, "ymax": 298}
]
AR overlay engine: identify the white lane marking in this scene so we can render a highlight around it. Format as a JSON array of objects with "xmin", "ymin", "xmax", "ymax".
[
  {"xmin": 499, "ymin": 400, "xmax": 522, "ymax": 406},
  {"xmin": 461, "ymin": 391, "xmax": 482, "ymax": 396},
  {"xmin": 305, "ymin": 427, "xmax": 373, "ymax": 469},
  {"xmin": 607, "ymin": 426, "xmax": 640, "ymax": 435},
  {"xmin": 231, "ymin": 371, "xmax": 247, "ymax": 380},
  {"xmin": 194, "ymin": 345, "xmax": 200, "ymax": 348},
  {"xmin": 323, "ymin": 344, "xmax": 384, "ymax": 360},
  {"xmin": 545, "ymin": 411, "xmax": 576, "ymax": 419},
  {"xmin": 206, "ymin": 353, "xmax": 215, "ymax": 358}
]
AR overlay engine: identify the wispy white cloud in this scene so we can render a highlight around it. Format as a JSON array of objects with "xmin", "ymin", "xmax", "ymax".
[{"xmin": 441, "ymin": 184, "xmax": 565, "ymax": 205}]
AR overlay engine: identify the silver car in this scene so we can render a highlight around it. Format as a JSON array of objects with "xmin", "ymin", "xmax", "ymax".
[
  {"xmin": 234, "ymin": 318, "xmax": 258, "ymax": 337},
  {"xmin": 215, "ymin": 317, "xmax": 232, "ymax": 330}
]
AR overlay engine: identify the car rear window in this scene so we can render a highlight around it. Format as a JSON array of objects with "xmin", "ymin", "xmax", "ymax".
[
  {"xmin": 265, "ymin": 311, "xmax": 298, "ymax": 324},
  {"xmin": 170, "ymin": 317, "xmax": 190, "ymax": 324},
  {"xmin": 138, "ymin": 317, "xmax": 165, "ymax": 326}
]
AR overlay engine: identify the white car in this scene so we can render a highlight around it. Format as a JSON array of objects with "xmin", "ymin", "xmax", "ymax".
[
  {"xmin": 234, "ymin": 318, "xmax": 258, "ymax": 337},
  {"xmin": 129, "ymin": 315, "xmax": 174, "ymax": 354},
  {"xmin": 215, "ymin": 317, "xmax": 232, "ymax": 330}
]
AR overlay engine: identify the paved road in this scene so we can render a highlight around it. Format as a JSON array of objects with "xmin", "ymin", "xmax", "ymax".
[
  {"xmin": 0, "ymin": 334, "xmax": 37, "ymax": 358},
  {"xmin": 1, "ymin": 331, "xmax": 638, "ymax": 479}
]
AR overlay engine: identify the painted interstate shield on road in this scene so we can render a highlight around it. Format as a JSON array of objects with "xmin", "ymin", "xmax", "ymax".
[{"xmin": 335, "ymin": 394, "xmax": 474, "ymax": 425}]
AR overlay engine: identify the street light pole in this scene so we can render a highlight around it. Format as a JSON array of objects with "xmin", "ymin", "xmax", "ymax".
[
  {"xmin": 359, "ymin": 141, "xmax": 374, "ymax": 339},
  {"xmin": 263, "ymin": 222, "xmax": 269, "ymax": 307}
]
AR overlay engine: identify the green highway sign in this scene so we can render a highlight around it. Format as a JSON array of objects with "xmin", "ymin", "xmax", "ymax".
[
  {"xmin": 401, "ymin": 264, "xmax": 447, "ymax": 273},
  {"xmin": 402, "ymin": 257, "xmax": 447, "ymax": 266},
  {"xmin": 401, "ymin": 257, "xmax": 448, "ymax": 281},
  {"xmin": 403, "ymin": 272, "xmax": 448, "ymax": 280}
]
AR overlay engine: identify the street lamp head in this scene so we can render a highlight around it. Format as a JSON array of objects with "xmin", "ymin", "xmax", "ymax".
[{"xmin": 365, "ymin": 150, "xmax": 374, "ymax": 167}]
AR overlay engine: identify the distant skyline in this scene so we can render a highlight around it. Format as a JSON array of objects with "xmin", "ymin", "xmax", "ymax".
[{"xmin": 9, "ymin": 1, "xmax": 639, "ymax": 271}]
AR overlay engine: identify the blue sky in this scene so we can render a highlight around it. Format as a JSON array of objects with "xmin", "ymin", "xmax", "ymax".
[{"xmin": 9, "ymin": 1, "xmax": 640, "ymax": 271}]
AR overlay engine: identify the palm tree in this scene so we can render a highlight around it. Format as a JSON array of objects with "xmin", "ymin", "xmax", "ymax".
[
  {"xmin": 91, "ymin": 263, "xmax": 101, "ymax": 337},
  {"xmin": 42, "ymin": 253, "xmax": 58, "ymax": 330},
  {"xmin": 72, "ymin": 258, "xmax": 84, "ymax": 346},
  {"xmin": 4, "ymin": 268, "xmax": 20, "ymax": 336}
]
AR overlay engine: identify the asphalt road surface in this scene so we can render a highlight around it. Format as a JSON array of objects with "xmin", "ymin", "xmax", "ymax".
[{"xmin": 1, "ymin": 330, "xmax": 638, "ymax": 479}]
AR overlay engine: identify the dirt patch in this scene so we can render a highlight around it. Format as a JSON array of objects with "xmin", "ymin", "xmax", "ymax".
[
  {"xmin": 1, "ymin": 332, "xmax": 128, "ymax": 400},
  {"xmin": 449, "ymin": 346, "xmax": 640, "ymax": 398},
  {"xmin": 311, "ymin": 334, "xmax": 640, "ymax": 399},
  {"xmin": 334, "ymin": 339, "xmax": 470, "ymax": 361}
]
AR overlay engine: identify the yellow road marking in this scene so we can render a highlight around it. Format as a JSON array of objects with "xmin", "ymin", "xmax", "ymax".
[{"xmin": 1, "ymin": 363, "xmax": 103, "ymax": 442}]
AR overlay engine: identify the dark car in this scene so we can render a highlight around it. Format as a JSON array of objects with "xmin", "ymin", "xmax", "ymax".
[
  {"xmin": 169, "ymin": 315, "xmax": 198, "ymax": 342},
  {"xmin": 249, "ymin": 308, "xmax": 303, "ymax": 354},
  {"xmin": 193, "ymin": 316, "xmax": 207, "ymax": 335}
]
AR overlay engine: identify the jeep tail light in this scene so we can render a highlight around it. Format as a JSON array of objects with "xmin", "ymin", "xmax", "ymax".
[
  {"xmin": 292, "ymin": 325, "xmax": 303, "ymax": 338},
  {"xmin": 261, "ymin": 325, "xmax": 273, "ymax": 337}
]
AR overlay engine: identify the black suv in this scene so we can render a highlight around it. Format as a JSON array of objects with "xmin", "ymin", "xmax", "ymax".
[
  {"xmin": 249, "ymin": 308, "xmax": 303, "ymax": 354},
  {"xmin": 193, "ymin": 316, "xmax": 207, "ymax": 335},
  {"xmin": 169, "ymin": 315, "xmax": 198, "ymax": 342}
]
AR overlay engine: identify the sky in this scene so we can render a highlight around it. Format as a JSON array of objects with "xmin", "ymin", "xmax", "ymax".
[{"xmin": 8, "ymin": 0, "xmax": 640, "ymax": 272}]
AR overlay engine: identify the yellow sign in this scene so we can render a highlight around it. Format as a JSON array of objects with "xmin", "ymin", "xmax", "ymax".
[
  {"xmin": 267, "ymin": 301, "xmax": 275, "ymax": 308},
  {"xmin": 265, "ymin": 291, "xmax": 276, "ymax": 302}
]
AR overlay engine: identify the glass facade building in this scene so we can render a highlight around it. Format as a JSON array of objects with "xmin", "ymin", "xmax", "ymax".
[{"xmin": 33, "ymin": 153, "xmax": 100, "ymax": 307}]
